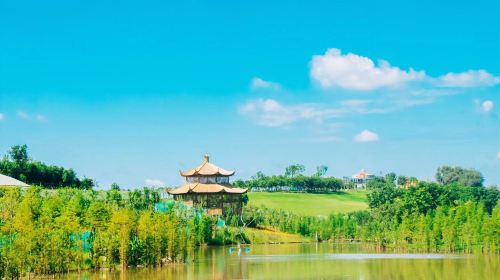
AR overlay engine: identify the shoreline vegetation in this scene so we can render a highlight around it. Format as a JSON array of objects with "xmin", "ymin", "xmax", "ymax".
[
  {"xmin": 0, "ymin": 183, "xmax": 497, "ymax": 278},
  {"xmin": 0, "ymin": 145, "xmax": 498, "ymax": 278}
]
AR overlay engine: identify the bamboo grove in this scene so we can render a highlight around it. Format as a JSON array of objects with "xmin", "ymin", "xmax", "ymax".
[{"xmin": 0, "ymin": 187, "xmax": 237, "ymax": 278}]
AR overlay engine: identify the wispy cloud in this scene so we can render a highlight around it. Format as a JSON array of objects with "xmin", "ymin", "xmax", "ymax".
[
  {"xmin": 144, "ymin": 178, "xmax": 165, "ymax": 187},
  {"xmin": 36, "ymin": 114, "xmax": 48, "ymax": 122},
  {"xmin": 310, "ymin": 48, "xmax": 500, "ymax": 91},
  {"xmin": 436, "ymin": 70, "xmax": 500, "ymax": 88},
  {"xmin": 15, "ymin": 111, "xmax": 48, "ymax": 122},
  {"xmin": 239, "ymin": 92, "xmax": 447, "ymax": 128},
  {"xmin": 17, "ymin": 111, "xmax": 30, "ymax": 120},
  {"xmin": 0, "ymin": 113, "xmax": 4, "ymax": 121},
  {"xmin": 251, "ymin": 77, "xmax": 281, "ymax": 91},
  {"xmin": 353, "ymin": 130, "xmax": 379, "ymax": 142},
  {"xmin": 239, "ymin": 99, "xmax": 329, "ymax": 127},
  {"xmin": 497, "ymin": 151, "xmax": 500, "ymax": 159},
  {"xmin": 239, "ymin": 98, "xmax": 391, "ymax": 127}
]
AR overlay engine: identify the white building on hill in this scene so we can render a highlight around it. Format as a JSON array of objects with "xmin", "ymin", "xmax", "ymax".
[{"xmin": 343, "ymin": 169, "xmax": 376, "ymax": 188}]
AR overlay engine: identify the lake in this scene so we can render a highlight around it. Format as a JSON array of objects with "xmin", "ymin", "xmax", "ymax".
[{"xmin": 63, "ymin": 243, "xmax": 499, "ymax": 280}]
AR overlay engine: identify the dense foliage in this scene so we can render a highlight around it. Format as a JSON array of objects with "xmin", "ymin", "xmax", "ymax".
[
  {"xmin": 436, "ymin": 166, "xmax": 484, "ymax": 187},
  {"xmin": 0, "ymin": 187, "xmax": 242, "ymax": 278},
  {"xmin": 0, "ymin": 145, "xmax": 94, "ymax": 189},
  {"xmin": 435, "ymin": 166, "xmax": 484, "ymax": 187}
]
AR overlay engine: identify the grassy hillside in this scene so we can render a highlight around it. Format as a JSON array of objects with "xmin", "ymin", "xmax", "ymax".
[{"xmin": 247, "ymin": 190, "xmax": 369, "ymax": 216}]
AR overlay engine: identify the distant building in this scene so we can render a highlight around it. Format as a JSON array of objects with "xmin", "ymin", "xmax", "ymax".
[
  {"xmin": 0, "ymin": 174, "xmax": 29, "ymax": 187},
  {"xmin": 343, "ymin": 169, "xmax": 376, "ymax": 188},
  {"xmin": 168, "ymin": 155, "xmax": 247, "ymax": 215},
  {"xmin": 399, "ymin": 177, "xmax": 419, "ymax": 189}
]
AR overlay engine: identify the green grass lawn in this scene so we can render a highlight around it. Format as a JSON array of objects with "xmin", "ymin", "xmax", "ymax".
[{"xmin": 247, "ymin": 190, "xmax": 369, "ymax": 216}]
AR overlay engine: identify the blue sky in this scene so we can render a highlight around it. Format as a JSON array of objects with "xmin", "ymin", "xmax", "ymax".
[{"xmin": 1, "ymin": 0, "xmax": 499, "ymax": 188}]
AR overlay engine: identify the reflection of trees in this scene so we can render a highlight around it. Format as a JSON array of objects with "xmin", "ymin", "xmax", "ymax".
[{"xmin": 63, "ymin": 244, "xmax": 496, "ymax": 280}]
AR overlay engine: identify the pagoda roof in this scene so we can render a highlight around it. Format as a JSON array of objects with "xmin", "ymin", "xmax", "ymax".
[
  {"xmin": 168, "ymin": 183, "xmax": 247, "ymax": 195},
  {"xmin": 180, "ymin": 154, "xmax": 235, "ymax": 177},
  {"xmin": 0, "ymin": 174, "xmax": 29, "ymax": 187}
]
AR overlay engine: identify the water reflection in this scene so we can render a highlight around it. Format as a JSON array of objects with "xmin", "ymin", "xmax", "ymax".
[{"xmin": 63, "ymin": 243, "xmax": 499, "ymax": 280}]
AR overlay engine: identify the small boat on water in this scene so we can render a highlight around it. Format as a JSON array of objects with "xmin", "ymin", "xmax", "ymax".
[{"xmin": 229, "ymin": 245, "xmax": 251, "ymax": 255}]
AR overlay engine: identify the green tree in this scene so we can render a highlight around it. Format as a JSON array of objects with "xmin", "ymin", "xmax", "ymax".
[
  {"xmin": 110, "ymin": 182, "xmax": 121, "ymax": 191},
  {"xmin": 367, "ymin": 184, "xmax": 401, "ymax": 208},
  {"xmin": 8, "ymin": 144, "xmax": 29, "ymax": 164},
  {"xmin": 284, "ymin": 164, "xmax": 305, "ymax": 178},
  {"xmin": 385, "ymin": 172, "xmax": 397, "ymax": 184},
  {"xmin": 110, "ymin": 209, "xmax": 133, "ymax": 269},
  {"xmin": 314, "ymin": 165, "xmax": 328, "ymax": 177},
  {"xmin": 397, "ymin": 176, "xmax": 408, "ymax": 187}
]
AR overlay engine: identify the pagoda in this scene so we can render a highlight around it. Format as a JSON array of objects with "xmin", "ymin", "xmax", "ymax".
[{"xmin": 168, "ymin": 154, "xmax": 247, "ymax": 215}]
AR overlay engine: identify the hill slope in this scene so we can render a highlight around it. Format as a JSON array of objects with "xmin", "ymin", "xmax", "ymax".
[{"xmin": 247, "ymin": 190, "xmax": 369, "ymax": 216}]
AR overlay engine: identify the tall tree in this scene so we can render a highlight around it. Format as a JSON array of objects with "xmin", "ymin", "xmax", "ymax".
[
  {"xmin": 8, "ymin": 145, "xmax": 29, "ymax": 164},
  {"xmin": 436, "ymin": 166, "xmax": 483, "ymax": 187},
  {"xmin": 314, "ymin": 165, "xmax": 328, "ymax": 177},
  {"xmin": 284, "ymin": 164, "xmax": 305, "ymax": 178}
]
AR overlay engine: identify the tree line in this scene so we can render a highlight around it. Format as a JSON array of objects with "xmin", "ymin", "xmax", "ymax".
[
  {"xmin": 233, "ymin": 164, "xmax": 349, "ymax": 192},
  {"xmin": 234, "ymin": 164, "xmax": 489, "ymax": 193},
  {"xmin": 0, "ymin": 145, "xmax": 95, "ymax": 189}
]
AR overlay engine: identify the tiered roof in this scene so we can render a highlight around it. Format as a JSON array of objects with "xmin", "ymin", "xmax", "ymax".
[
  {"xmin": 168, "ymin": 183, "xmax": 246, "ymax": 194},
  {"xmin": 169, "ymin": 155, "xmax": 246, "ymax": 195},
  {"xmin": 180, "ymin": 154, "xmax": 235, "ymax": 177}
]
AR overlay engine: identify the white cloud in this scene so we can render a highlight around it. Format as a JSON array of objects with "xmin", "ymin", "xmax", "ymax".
[
  {"xmin": 242, "ymin": 50, "xmax": 499, "ymax": 126},
  {"xmin": 436, "ymin": 70, "xmax": 500, "ymax": 88},
  {"xmin": 310, "ymin": 48, "xmax": 500, "ymax": 91},
  {"xmin": 481, "ymin": 100, "xmax": 494, "ymax": 113},
  {"xmin": 239, "ymin": 99, "xmax": 331, "ymax": 127},
  {"xmin": 36, "ymin": 114, "xmax": 48, "ymax": 122},
  {"xmin": 0, "ymin": 113, "xmax": 4, "ymax": 121},
  {"xmin": 17, "ymin": 111, "xmax": 29, "ymax": 120},
  {"xmin": 310, "ymin": 48, "xmax": 426, "ymax": 91},
  {"xmin": 144, "ymin": 179, "xmax": 165, "ymax": 187},
  {"xmin": 497, "ymin": 151, "xmax": 500, "ymax": 159},
  {"xmin": 354, "ymin": 130, "xmax": 379, "ymax": 142},
  {"xmin": 251, "ymin": 77, "xmax": 281, "ymax": 90}
]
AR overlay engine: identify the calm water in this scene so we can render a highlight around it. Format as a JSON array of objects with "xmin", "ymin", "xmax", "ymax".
[{"xmin": 64, "ymin": 243, "xmax": 499, "ymax": 280}]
